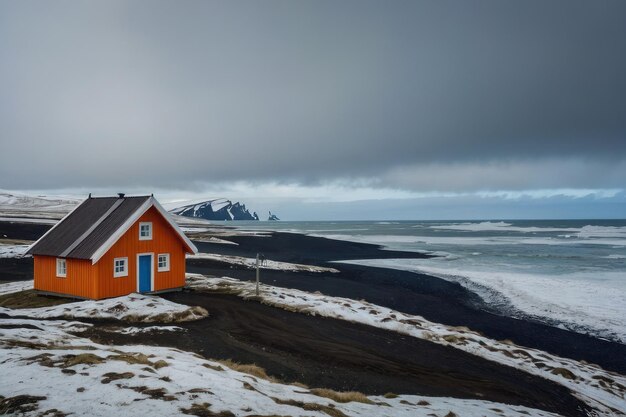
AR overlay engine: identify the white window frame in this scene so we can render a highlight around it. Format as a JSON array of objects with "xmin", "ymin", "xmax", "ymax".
[
  {"xmin": 56, "ymin": 258, "xmax": 66, "ymax": 278},
  {"xmin": 113, "ymin": 257, "xmax": 129, "ymax": 278},
  {"xmin": 157, "ymin": 253, "xmax": 170, "ymax": 272},
  {"xmin": 139, "ymin": 222, "xmax": 152, "ymax": 240}
]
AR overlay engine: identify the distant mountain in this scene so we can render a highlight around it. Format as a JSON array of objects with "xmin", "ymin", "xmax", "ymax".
[
  {"xmin": 170, "ymin": 198, "xmax": 260, "ymax": 221},
  {"xmin": 0, "ymin": 191, "xmax": 80, "ymax": 213},
  {"xmin": 268, "ymin": 211, "xmax": 280, "ymax": 221}
]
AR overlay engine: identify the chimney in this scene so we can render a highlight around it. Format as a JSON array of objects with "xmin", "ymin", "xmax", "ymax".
[{"xmin": 117, "ymin": 193, "xmax": 125, "ymax": 199}]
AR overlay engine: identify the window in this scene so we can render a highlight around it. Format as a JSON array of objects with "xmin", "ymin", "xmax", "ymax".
[
  {"xmin": 158, "ymin": 253, "xmax": 170, "ymax": 272},
  {"xmin": 114, "ymin": 257, "xmax": 128, "ymax": 277},
  {"xmin": 56, "ymin": 258, "xmax": 66, "ymax": 277},
  {"xmin": 139, "ymin": 222, "xmax": 152, "ymax": 240}
]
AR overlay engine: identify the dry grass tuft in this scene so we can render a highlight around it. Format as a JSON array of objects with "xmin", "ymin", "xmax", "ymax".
[
  {"xmin": 217, "ymin": 359, "xmax": 278, "ymax": 383},
  {"xmin": 202, "ymin": 363, "xmax": 225, "ymax": 372},
  {"xmin": 442, "ymin": 334, "xmax": 465, "ymax": 344},
  {"xmin": 0, "ymin": 395, "xmax": 47, "ymax": 415},
  {"xmin": 383, "ymin": 392, "xmax": 398, "ymax": 399},
  {"xmin": 153, "ymin": 360, "xmax": 169, "ymax": 369},
  {"xmin": 101, "ymin": 372, "xmax": 134, "ymax": 384},
  {"xmin": 272, "ymin": 398, "xmax": 349, "ymax": 417},
  {"xmin": 0, "ymin": 290, "xmax": 74, "ymax": 309},
  {"xmin": 550, "ymin": 367, "xmax": 577, "ymax": 380},
  {"xmin": 123, "ymin": 306, "xmax": 208, "ymax": 323},
  {"xmin": 128, "ymin": 386, "xmax": 177, "ymax": 401},
  {"xmin": 108, "ymin": 353, "xmax": 152, "ymax": 366},
  {"xmin": 309, "ymin": 388, "xmax": 373, "ymax": 404},
  {"xmin": 62, "ymin": 353, "xmax": 105, "ymax": 367},
  {"xmin": 180, "ymin": 402, "xmax": 236, "ymax": 417}
]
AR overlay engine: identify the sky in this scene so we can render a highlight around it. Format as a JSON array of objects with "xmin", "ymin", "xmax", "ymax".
[{"xmin": 1, "ymin": 1, "xmax": 625, "ymax": 220}]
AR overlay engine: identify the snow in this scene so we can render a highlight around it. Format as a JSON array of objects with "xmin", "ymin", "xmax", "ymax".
[
  {"xmin": 186, "ymin": 274, "xmax": 626, "ymax": 416},
  {"xmin": 0, "ymin": 243, "xmax": 30, "ymax": 258},
  {"xmin": 0, "ymin": 191, "xmax": 80, "ymax": 212},
  {"xmin": 102, "ymin": 325, "xmax": 185, "ymax": 335},
  {"xmin": 0, "ymin": 280, "xmax": 34, "ymax": 296},
  {"xmin": 0, "ymin": 317, "xmax": 561, "ymax": 417},
  {"xmin": 190, "ymin": 236, "xmax": 239, "ymax": 245},
  {"xmin": 0, "ymin": 289, "xmax": 208, "ymax": 323},
  {"xmin": 187, "ymin": 252, "xmax": 339, "ymax": 273},
  {"xmin": 341, "ymin": 258, "xmax": 626, "ymax": 344}
]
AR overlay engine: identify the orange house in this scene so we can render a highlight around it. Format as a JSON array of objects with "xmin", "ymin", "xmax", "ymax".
[{"xmin": 27, "ymin": 194, "xmax": 197, "ymax": 300}]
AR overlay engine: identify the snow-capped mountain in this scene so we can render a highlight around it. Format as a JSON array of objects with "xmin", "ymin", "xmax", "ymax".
[{"xmin": 169, "ymin": 198, "xmax": 259, "ymax": 221}]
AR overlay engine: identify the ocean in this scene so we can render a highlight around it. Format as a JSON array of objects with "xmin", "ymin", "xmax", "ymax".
[{"xmin": 234, "ymin": 219, "xmax": 626, "ymax": 343}]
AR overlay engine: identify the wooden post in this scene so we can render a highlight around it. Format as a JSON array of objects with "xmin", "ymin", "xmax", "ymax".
[{"xmin": 255, "ymin": 253, "xmax": 260, "ymax": 296}]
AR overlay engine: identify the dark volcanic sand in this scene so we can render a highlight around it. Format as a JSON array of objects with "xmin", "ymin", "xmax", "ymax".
[
  {"xmin": 0, "ymin": 220, "xmax": 51, "ymax": 241},
  {"xmin": 190, "ymin": 232, "xmax": 626, "ymax": 374},
  {"xmin": 83, "ymin": 290, "xmax": 591, "ymax": 417},
  {"xmin": 1, "ymin": 219, "xmax": 624, "ymax": 415}
]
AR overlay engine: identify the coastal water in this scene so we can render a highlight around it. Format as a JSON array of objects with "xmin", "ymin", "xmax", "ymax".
[{"xmin": 235, "ymin": 219, "xmax": 626, "ymax": 343}]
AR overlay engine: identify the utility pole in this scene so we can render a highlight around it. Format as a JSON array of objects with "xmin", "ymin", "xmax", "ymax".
[{"xmin": 255, "ymin": 253, "xmax": 260, "ymax": 296}]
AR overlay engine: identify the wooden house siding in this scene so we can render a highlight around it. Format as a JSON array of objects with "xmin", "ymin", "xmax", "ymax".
[
  {"xmin": 34, "ymin": 256, "xmax": 97, "ymax": 299},
  {"xmin": 93, "ymin": 206, "xmax": 187, "ymax": 299}
]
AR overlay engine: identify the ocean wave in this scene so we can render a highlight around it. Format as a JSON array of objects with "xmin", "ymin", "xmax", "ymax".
[
  {"xmin": 602, "ymin": 254, "xmax": 626, "ymax": 259},
  {"xmin": 309, "ymin": 233, "xmax": 626, "ymax": 249},
  {"xmin": 338, "ymin": 258, "xmax": 626, "ymax": 344},
  {"xmin": 429, "ymin": 221, "xmax": 580, "ymax": 233}
]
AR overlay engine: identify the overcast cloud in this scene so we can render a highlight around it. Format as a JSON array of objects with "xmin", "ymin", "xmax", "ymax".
[{"xmin": 1, "ymin": 1, "xmax": 625, "ymax": 217}]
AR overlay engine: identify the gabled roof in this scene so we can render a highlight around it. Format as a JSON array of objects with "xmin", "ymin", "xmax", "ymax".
[{"xmin": 27, "ymin": 195, "xmax": 198, "ymax": 264}]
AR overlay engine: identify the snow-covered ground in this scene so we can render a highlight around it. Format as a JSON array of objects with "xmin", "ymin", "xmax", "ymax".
[
  {"xmin": 0, "ymin": 243, "xmax": 30, "ymax": 258},
  {"xmin": 187, "ymin": 252, "xmax": 339, "ymax": 273},
  {"xmin": 0, "ymin": 282, "xmax": 207, "ymax": 323},
  {"xmin": 0, "ymin": 192, "xmax": 80, "ymax": 212},
  {"xmin": 0, "ymin": 280, "xmax": 34, "ymax": 296},
  {"xmin": 186, "ymin": 274, "xmax": 626, "ymax": 416},
  {"xmin": 0, "ymin": 317, "xmax": 561, "ymax": 417}
]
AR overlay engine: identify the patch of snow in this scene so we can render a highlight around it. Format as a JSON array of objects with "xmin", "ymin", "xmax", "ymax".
[
  {"xmin": 187, "ymin": 253, "xmax": 339, "ymax": 273},
  {"xmin": 0, "ymin": 317, "xmax": 560, "ymax": 417},
  {"xmin": 102, "ymin": 325, "xmax": 185, "ymax": 335},
  {"xmin": 0, "ymin": 289, "xmax": 207, "ymax": 323},
  {"xmin": 186, "ymin": 274, "xmax": 626, "ymax": 416},
  {"xmin": 190, "ymin": 236, "xmax": 239, "ymax": 245},
  {"xmin": 0, "ymin": 244, "xmax": 30, "ymax": 258},
  {"xmin": 0, "ymin": 280, "xmax": 33, "ymax": 296},
  {"xmin": 342, "ymin": 258, "xmax": 626, "ymax": 344},
  {"xmin": 0, "ymin": 191, "xmax": 80, "ymax": 212}
]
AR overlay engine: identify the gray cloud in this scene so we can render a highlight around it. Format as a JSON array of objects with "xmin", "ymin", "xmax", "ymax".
[{"xmin": 1, "ymin": 0, "xmax": 625, "ymax": 192}]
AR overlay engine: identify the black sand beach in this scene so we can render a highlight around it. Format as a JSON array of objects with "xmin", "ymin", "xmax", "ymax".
[
  {"xmin": 189, "ymin": 232, "xmax": 626, "ymax": 374},
  {"xmin": 81, "ymin": 291, "xmax": 591, "ymax": 416},
  {"xmin": 0, "ymin": 219, "xmax": 624, "ymax": 416}
]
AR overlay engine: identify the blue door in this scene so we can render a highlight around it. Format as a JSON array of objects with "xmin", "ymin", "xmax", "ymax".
[{"xmin": 138, "ymin": 255, "xmax": 151, "ymax": 293}]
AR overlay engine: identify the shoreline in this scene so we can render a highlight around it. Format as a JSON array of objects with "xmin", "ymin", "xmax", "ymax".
[
  {"xmin": 1, "ymin": 219, "xmax": 625, "ymax": 416},
  {"xmin": 2, "ymin": 220, "xmax": 624, "ymax": 373},
  {"xmin": 188, "ymin": 231, "xmax": 626, "ymax": 374}
]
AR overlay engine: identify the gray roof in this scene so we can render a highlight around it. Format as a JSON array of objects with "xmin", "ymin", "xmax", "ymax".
[{"xmin": 28, "ymin": 196, "xmax": 151, "ymax": 259}]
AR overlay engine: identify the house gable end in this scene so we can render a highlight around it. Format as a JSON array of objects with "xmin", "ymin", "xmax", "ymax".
[{"xmin": 90, "ymin": 197, "xmax": 197, "ymax": 265}]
